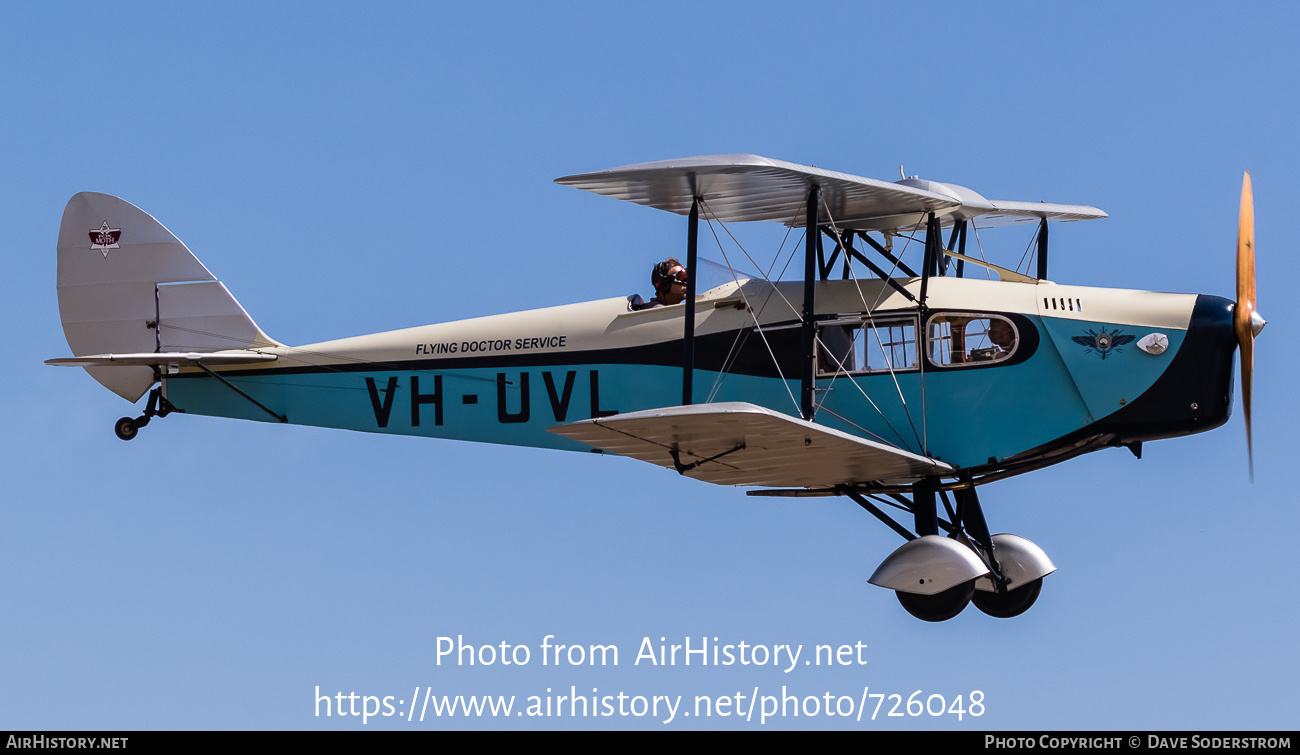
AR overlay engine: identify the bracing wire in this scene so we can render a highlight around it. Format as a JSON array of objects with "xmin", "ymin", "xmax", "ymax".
[
  {"xmin": 969, "ymin": 224, "xmax": 995, "ymax": 281},
  {"xmin": 811, "ymin": 208, "xmax": 925, "ymax": 452},
  {"xmin": 697, "ymin": 200, "xmax": 802, "ymax": 416}
]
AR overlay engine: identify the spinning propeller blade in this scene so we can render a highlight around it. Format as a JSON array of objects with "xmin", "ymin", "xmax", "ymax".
[{"xmin": 1234, "ymin": 171, "xmax": 1264, "ymax": 480}]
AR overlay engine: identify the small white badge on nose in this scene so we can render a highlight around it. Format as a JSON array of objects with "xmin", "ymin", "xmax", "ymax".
[{"xmin": 1137, "ymin": 333, "xmax": 1169, "ymax": 355}]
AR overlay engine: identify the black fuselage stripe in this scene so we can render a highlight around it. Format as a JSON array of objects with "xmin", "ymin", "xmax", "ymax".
[{"xmin": 173, "ymin": 312, "xmax": 1041, "ymax": 381}]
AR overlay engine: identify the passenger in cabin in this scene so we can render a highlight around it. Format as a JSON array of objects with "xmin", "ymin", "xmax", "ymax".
[{"xmin": 634, "ymin": 258, "xmax": 689, "ymax": 309}]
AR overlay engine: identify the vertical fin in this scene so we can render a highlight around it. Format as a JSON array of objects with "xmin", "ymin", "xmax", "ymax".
[{"xmin": 56, "ymin": 193, "xmax": 279, "ymax": 401}]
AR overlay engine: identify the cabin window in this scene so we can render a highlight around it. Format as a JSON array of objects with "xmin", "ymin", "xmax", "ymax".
[
  {"xmin": 927, "ymin": 314, "xmax": 1017, "ymax": 367},
  {"xmin": 818, "ymin": 318, "xmax": 918, "ymax": 376}
]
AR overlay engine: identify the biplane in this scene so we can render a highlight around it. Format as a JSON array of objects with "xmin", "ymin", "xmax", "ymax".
[{"xmin": 47, "ymin": 155, "xmax": 1264, "ymax": 621}]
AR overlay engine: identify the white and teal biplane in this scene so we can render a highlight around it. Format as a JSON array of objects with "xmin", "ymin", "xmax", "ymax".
[{"xmin": 48, "ymin": 155, "xmax": 1263, "ymax": 621}]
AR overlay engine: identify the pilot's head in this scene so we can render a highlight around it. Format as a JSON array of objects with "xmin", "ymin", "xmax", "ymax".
[
  {"xmin": 989, "ymin": 318, "xmax": 1015, "ymax": 350},
  {"xmin": 652, "ymin": 257, "xmax": 688, "ymax": 305}
]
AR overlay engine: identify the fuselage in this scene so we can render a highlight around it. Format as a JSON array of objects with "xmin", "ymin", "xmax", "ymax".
[{"xmin": 162, "ymin": 276, "xmax": 1237, "ymax": 474}]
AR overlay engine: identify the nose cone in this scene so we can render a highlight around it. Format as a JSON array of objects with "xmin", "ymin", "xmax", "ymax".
[
  {"xmin": 1097, "ymin": 294, "xmax": 1237, "ymax": 443},
  {"xmin": 1251, "ymin": 310, "xmax": 1267, "ymax": 337}
]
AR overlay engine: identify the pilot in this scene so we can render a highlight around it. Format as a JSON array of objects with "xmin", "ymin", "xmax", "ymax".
[
  {"xmin": 970, "ymin": 318, "xmax": 1016, "ymax": 362},
  {"xmin": 989, "ymin": 318, "xmax": 1015, "ymax": 351},
  {"xmin": 641, "ymin": 257, "xmax": 688, "ymax": 308}
]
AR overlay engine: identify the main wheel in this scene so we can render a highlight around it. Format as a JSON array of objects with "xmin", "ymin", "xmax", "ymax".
[
  {"xmin": 972, "ymin": 578, "xmax": 1043, "ymax": 618},
  {"xmin": 114, "ymin": 417, "xmax": 139, "ymax": 441},
  {"xmin": 896, "ymin": 579, "xmax": 975, "ymax": 622}
]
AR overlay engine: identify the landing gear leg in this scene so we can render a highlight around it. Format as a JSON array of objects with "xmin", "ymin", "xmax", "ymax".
[
  {"xmin": 959, "ymin": 486, "xmax": 1047, "ymax": 619},
  {"xmin": 891, "ymin": 477, "xmax": 978, "ymax": 621},
  {"xmin": 913, "ymin": 477, "xmax": 938, "ymax": 536},
  {"xmin": 113, "ymin": 387, "xmax": 177, "ymax": 441}
]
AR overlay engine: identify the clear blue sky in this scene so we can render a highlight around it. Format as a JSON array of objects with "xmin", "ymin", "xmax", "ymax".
[{"xmin": 2, "ymin": 1, "xmax": 1296, "ymax": 730}]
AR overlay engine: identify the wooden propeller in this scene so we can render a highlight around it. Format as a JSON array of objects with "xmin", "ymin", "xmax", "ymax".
[{"xmin": 1235, "ymin": 171, "xmax": 1265, "ymax": 480}]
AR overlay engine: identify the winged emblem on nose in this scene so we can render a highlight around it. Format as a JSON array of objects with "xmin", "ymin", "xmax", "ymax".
[{"xmin": 1072, "ymin": 327, "xmax": 1135, "ymax": 360}]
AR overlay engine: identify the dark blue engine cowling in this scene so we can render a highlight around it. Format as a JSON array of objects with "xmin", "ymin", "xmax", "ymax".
[{"xmin": 1094, "ymin": 294, "xmax": 1238, "ymax": 443}]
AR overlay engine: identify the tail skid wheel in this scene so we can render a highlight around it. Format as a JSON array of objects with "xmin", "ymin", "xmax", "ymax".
[
  {"xmin": 111, "ymin": 387, "xmax": 172, "ymax": 441},
  {"xmin": 114, "ymin": 417, "xmax": 139, "ymax": 441},
  {"xmin": 972, "ymin": 578, "xmax": 1043, "ymax": 619},
  {"xmin": 896, "ymin": 579, "xmax": 975, "ymax": 622}
]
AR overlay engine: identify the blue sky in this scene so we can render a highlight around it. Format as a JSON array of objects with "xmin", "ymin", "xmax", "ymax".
[{"xmin": 2, "ymin": 2, "xmax": 1296, "ymax": 730}]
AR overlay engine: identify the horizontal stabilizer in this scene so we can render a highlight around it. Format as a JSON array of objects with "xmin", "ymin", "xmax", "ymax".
[
  {"xmin": 548, "ymin": 402, "xmax": 953, "ymax": 487},
  {"xmin": 45, "ymin": 350, "xmax": 277, "ymax": 368}
]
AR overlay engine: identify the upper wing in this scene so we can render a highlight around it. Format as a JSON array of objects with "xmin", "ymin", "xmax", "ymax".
[
  {"xmin": 556, "ymin": 154, "xmax": 960, "ymax": 230},
  {"xmin": 548, "ymin": 401, "xmax": 953, "ymax": 488},
  {"xmin": 556, "ymin": 154, "xmax": 1105, "ymax": 234},
  {"xmin": 971, "ymin": 199, "xmax": 1109, "ymax": 228}
]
